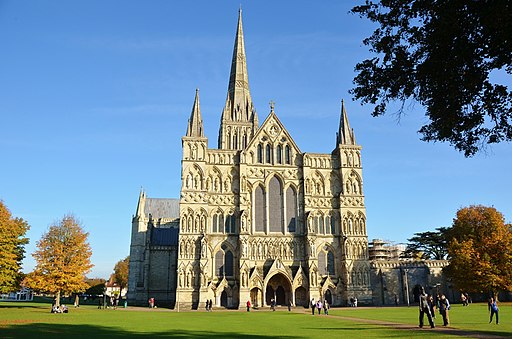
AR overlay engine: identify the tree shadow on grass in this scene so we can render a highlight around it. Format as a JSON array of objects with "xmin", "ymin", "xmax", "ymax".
[{"xmin": 1, "ymin": 323, "xmax": 300, "ymax": 339}]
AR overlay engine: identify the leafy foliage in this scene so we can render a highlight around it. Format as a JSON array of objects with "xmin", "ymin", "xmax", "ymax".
[
  {"xmin": 0, "ymin": 201, "xmax": 30, "ymax": 293},
  {"xmin": 444, "ymin": 205, "xmax": 512, "ymax": 296},
  {"xmin": 403, "ymin": 227, "xmax": 449, "ymax": 260},
  {"xmin": 24, "ymin": 215, "xmax": 93, "ymax": 305},
  {"xmin": 351, "ymin": 1, "xmax": 512, "ymax": 156},
  {"xmin": 113, "ymin": 256, "xmax": 129, "ymax": 292},
  {"xmin": 85, "ymin": 277, "xmax": 106, "ymax": 295}
]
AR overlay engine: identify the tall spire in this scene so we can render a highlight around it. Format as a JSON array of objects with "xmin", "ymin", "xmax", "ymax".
[
  {"xmin": 218, "ymin": 8, "xmax": 258, "ymax": 150},
  {"xmin": 186, "ymin": 89, "xmax": 204, "ymax": 137},
  {"xmin": 336, "ymin": 100, "xmax": 356, "ymax": 145}
]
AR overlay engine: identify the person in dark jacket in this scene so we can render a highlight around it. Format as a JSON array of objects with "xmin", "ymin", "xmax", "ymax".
[
  {"xmin": 418, "ymin": 287, "xmax": 435, "ymax": 328},
  {"xmin": 438, "ymin": 294, "xmax": 450, "ymax": 326}
]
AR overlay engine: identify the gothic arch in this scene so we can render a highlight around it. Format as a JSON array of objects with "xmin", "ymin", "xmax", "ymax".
[{"xmin": 253, "ymin": 183, "xmax": 265, "ymax": 233}]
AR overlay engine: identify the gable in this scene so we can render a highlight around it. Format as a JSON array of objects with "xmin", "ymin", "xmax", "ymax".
[{"xmin": 244, "ymin": 111, "xmax": 302, "ymax": 165}]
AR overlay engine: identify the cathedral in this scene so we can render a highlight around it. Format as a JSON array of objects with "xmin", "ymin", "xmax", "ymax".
[{"xmin": 127, "ymin": 10, "xmax": 372, "ymax": 309}]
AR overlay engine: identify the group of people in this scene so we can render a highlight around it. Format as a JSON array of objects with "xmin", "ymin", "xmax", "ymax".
[
  {"xmin": 349, "ymin": 297, "xmax": 358, "ymax": 307},
  {"xmin": 418, "ymin": 286, "xmax": 450, "ymax": 328},
  {"xmin": 50, "ymin": 298, "xmax": 69, "ymax": 313},
  {"xmin": 205, "ymin": 299, "xmax": 213, "ymax": 311},
  {"xmin": 310, "ymin": 298, "xmax": 330, "ymax": 315},
  {"xmin": 461, "ymin": 292, "xmax": 472, "ymax": 306}
]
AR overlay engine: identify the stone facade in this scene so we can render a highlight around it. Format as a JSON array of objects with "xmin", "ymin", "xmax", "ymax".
[
  {"xmin": 369, "ymin": 259, "xmax": 452, "ymax": 306},
  {"xmin": 128, "ymin": 10, "xmax": 373, "ymax": 309}
]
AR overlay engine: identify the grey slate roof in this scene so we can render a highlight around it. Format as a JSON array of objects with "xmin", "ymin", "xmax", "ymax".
[
  {"xmin": 151, "ymin": 227, "xmax": 179, "ymax": 246},
  {"xmin": 144, "ymin": 198, "xmax": 180, "ymax": 220}
]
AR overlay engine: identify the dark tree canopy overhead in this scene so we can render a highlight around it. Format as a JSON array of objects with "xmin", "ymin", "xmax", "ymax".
[{"xmin": 351, "ymin": 1, "xmax": 512, "ymax": 156}]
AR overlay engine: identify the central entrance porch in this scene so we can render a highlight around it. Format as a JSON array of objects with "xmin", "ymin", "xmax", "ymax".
[{"xmin": 264, "ymin": 273, "xmax": 292, "ymax": 306}]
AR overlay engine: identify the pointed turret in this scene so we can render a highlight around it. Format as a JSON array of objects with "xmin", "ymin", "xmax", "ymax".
[
  {"xmin": 186, "ymin": 89, "xmax": 204, "ymax": 137},
  {"xmin": 218, "ymin": 8, "xmax": 258, "ymax": 150},
  {"xmin": 135, "ymin": 188, "xmax": 146, "ymax": 220},
  {"xmin": 336, "ymin": 100, "xmax": 356, "ymax": 145}
]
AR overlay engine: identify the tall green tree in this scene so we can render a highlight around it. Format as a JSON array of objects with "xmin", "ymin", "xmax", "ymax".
[
  {"xmin": 24, "ymin": 215, "xmax": 93, "ymax": 306},
  {"xmin": 351, "ymin": 1, "xmax": 512, "ymax": 156},
  {"xmin": 113, "ymin": 256, "xmax": 129, "ymax": 295},
  {"xmin": 0, "ymin": 201, "xmax": 30, "ymax": 293},
  {"xmin": 403, "ymin": 227, "xmax": 449, "ymax": 260},
  {"xmin": 444, "ymin": 205, "xmax": 512, "ymax": 298}
]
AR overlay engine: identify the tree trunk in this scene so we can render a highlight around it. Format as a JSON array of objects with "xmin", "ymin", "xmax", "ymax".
[{"xmin": 55, "ymin": 291, "xmax": 61, "ymax": 307}]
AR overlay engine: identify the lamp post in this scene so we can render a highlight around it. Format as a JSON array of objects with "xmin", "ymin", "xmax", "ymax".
[{"xmin": 404, "ymin": 269, "xmax": 410, "ymax": 307}]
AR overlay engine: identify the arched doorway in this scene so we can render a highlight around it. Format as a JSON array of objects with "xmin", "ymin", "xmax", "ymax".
[
  {"xmin": 265, "ymin": 273, "xmax": 292, "ymax": 306},
  {"xmin": 220, "ymin": 290, "xmax": 228, "ymax": 307},
  {"xmin": 295, "ymin": 287, "xmax": 308, "ymax": 307},
  {"xmin": 265, "ymin": 286, "xmax": 274, "ymax": 305},
  {"xmin": 324, "ymin": 289, "xmax": 332, "ymax": 305},
  {"xmin": 250, "ymin": 288, "xmax": 262, "ymax": 308},
  {"xmin": 276, "ymin": 286, "xmax": 285, "ymax": 305}
]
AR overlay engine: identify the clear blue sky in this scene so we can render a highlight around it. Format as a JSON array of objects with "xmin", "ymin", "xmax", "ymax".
[{"xmin": 1, "ymin": 1, "xmax": 511, "ymax": 279}]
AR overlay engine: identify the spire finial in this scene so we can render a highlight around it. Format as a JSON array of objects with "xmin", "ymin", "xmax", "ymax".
[
  {"xmin": 337, "ymin": 99, "xmax": 356, "ymax": 145},
  {"xmin": 269, "ymin": 100, "xmax": 275, "ymax": 112},
  {"xmin": 186, "ymin": 89, "xmax": 204, "ymax": 137}
]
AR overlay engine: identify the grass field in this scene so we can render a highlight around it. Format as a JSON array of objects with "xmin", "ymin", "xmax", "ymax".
[{"xmin": 0, "ymin": 300, "xmax": 510, "ymax": 338}]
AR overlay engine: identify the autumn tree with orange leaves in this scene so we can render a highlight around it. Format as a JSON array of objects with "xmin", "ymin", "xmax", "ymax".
[
  {"xmin": 445, "ymin": 205, "xmax": 512, "ymax": 298},
  {"xmin": 0, "ymin": 201, "xmax": 30, "ymax": 293},
  {"xmin": 24, "ymin": 215, "xmax": 93, "ymax": 306}
]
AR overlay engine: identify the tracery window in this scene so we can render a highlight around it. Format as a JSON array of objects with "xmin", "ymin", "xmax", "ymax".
[
  {"xmin": 286, "ymin": 186, "xmax": 297, "ymax": 233},
  {"xmin": 257, "ymin": 144, "xmax": 263, "ymax": 163},
  {"xmin": 266, "ymin": 144, "xmax": 272, "ymax": 163},
  {"xmin": 212, "ymin": 212, "xmax": 224, "ymax": 233},
  {"xmin": 285, "ymin": 145, "xmax": 291, "ymax": 164},
  {"xmin": 318, "ymin": 252, "xmax": 326, "ymax": 276},
  {"xmin": 268, "ymin": 177, "xmax": 283, "ymax": 233},
  {"xmin": 254, "ymin": 185, "xmax": 265, "ymax": 232},
  {"xmin": 224, "ymin": 250, "xmax": 234, "ymax": 277},
  {"xmin": 215, "ymin": 251, "xmax": 224, "ymax": 278},
  {"xmin": 276, "ymin": 145, "xmax": 282, "ymax": 164},
  {"xmin": 225, "ymin": 213, "xmax": 236, "ymax": 234},
  {"xmin": 327, "ymin": 251, "xmax": 335, "ymax": 276}
]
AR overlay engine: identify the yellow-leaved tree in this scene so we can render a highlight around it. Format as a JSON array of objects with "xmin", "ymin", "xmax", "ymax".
[
  {"xmin": 113, "ymin": 256, "xmax": 129, "ymax": 296},
  {"xmin": 0, "ymin": 201, "xmax": 30, "ymax": 293},
  {"xmin": 445, "ymin": 205, "xmax": 512, "ymax": 298},
  {"xmin": 25, "ymin": 215, "xmax": 93, "ymax": 306}
]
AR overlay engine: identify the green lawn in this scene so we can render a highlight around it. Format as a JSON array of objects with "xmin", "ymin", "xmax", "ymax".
[{"xmin": 0, "ymin": 301, "xmax": 510, "ymax": 338}]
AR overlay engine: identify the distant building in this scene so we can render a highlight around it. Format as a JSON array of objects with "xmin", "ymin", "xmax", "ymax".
[
  {"xmin": 105, "ymin": 275, "xmax": 127, "ymax": 298},
  {"xmin": 0, "ymin": 287, "xmax": 33, "ymax": 301},
  {"xmin": 368, "ymin": 239, "xmax": 405, "ymax": 260}
]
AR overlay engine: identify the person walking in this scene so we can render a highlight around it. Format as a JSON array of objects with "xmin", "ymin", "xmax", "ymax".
[
  {"xmin": 323, "ymin": 300, "xmax": 329, "ymax": 315},
  {"xmin": 316, "ymin": 300, "xmax": 322, "ymax": 315},
  {"xmin": 438, "ymin": 294, "xmax": 450, "ymax": 326},
  {"xmin": 418, "ymin": 287, "xmax": 435, "ymax": 328},
  {"xmin": 246, "ymin": 300, "xmax": 251, "ymax": 312},
  {"xmin": 311, "ymin": 298, "xmax": 315, "ymax": 315},
  {"xmin": 209, "ymin": 299, "xmax": 213, "ymax": 311},
  {"xmin": 489, "ymin": 297, "xmax": 499, "ymax": 324},
  {"xmin": 428, "ymin": 295, "xmax": 436, "ymax": 319}
]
